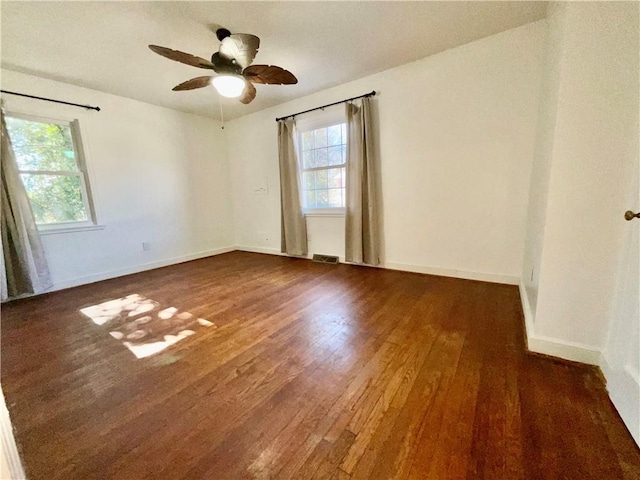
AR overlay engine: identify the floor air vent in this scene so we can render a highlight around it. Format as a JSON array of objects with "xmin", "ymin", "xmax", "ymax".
[{"xmin": 312, "ymin": 254, "xmax": 339, "ymax": 265}]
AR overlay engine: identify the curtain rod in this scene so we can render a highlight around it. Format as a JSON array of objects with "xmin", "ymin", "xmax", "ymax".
[
  {"xmin": 275, "ymin": 90, "xmax": 375, "ymax": 122},
  {"xmin": 0, "ymin": 90, "xmax": 101, "ymax": 112}
]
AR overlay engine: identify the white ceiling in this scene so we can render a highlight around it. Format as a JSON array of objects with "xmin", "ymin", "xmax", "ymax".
[{"xmin": 1, "ymin": 1, "xmax": 547, "ymax": 120}]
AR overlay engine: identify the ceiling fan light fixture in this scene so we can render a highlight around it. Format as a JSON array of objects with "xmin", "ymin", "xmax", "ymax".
[{"xmin": 212, "ymin": 75, "xmax": 245, "ymax": 98}]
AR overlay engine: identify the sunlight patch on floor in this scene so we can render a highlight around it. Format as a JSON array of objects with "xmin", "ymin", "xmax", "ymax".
[{"xmin": 80, "ymin": 294, "xmax": 215, "ymax": 358}]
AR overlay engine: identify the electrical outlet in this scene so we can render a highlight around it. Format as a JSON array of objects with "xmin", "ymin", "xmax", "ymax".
[{"xmin": 142, "ymin": 242, "xmax": 151, "ymax": 251}]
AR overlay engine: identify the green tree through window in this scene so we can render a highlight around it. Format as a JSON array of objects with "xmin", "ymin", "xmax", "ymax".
[{"xmin": 5, "ymin": 116, "xmax": 93, "ymax": 226}]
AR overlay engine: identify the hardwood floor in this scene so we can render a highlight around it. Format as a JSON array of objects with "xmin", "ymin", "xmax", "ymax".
[{"xmin": 1, "ymin": 251, "xmax": 638, "ymax": 479}]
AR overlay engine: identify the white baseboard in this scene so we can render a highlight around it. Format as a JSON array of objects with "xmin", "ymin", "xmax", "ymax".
[
  {"xmin": 235, "ymin": 245, "xmax": 285, "ymax": 256},
  {"xmin": 526, "ymin": 335, "xmax": 601, "ymax": 365},
  {"xmin": 518, "ymin": 281, "xmax": 535, "ymax": 345},
  {"xmin": 48, "ymin": 246, "xmax": 236, "ymax": 293},
  {"xmin": 236, "ymin": 246, "xmax": 519, "ymax": 285},
  {"xmin": 600, "ymin": 354, "xmax": 640, "ymax": 446},
  {"xmin": 518, "ymin": 281, "xmax": 601, "ymax": 365},
  {"xmin": 384, "ymin": 261, "xmax": 519, "ymax": 285}
]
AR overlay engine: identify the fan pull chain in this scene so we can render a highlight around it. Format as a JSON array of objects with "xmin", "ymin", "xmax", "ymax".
[{"xmin": 219, "ymin": 97, "xmax": 225, "ymax": 130}]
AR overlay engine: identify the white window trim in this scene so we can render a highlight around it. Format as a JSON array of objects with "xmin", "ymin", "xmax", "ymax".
[
  {"xmin": 6, "ymin": 112, "xmax": 100, "ymax": 232},
  {"xmin": 296, "ymin": 107, "xmax": 347, "ymax": 216},
  {"xmin": 38, "ymin": 223, "xmax": 106, "ymax": 235},
  {"xmin": 303, "ymin": 208, "xmax": 346, "ymax": 218}
]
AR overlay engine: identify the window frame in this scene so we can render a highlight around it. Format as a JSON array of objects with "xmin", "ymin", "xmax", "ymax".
[
  {"xmin": 5, "ymin": 112, "xmax": 100, "ymax": 233},
  {"xmin": 296, "ymin": 108, "xmax": 347, "ymax": 216}
]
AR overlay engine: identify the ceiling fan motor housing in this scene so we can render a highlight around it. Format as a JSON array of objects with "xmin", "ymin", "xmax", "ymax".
[
  {"xmin": 211, "ymin": 52, "xmax": 242, "ymax": 74},
  {"xmin": 216, "ymin": 28, "xmax": 231, "ymax": 41}
]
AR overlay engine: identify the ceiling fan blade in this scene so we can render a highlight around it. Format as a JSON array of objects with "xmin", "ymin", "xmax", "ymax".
[
  {"xmin": 243, "ymin": 65, "xmax": 298, "ymax": 85},
  {"xmin": 149, "ymin": 45, "xmax": 215, "ymax": 70},
  {"xmin": 172, "ymin": 76, "xmax": 213, "ymax": 91},
  {"xmin": 239, "ymin": 80, "xmax": 257, "ymax": 104},
  {"xmin": 219, "ymin": 34, "xmax": 260, "ymax": 69}
]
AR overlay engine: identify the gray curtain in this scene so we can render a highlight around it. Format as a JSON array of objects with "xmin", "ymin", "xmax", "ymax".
[
  {"xmin": 1, "ymin": 110, "xmax": 52, "ymax": 301},
  {"xmin": 345, "ymin": 97, "xmax": 381, "ymax": 265},
  {"xmin": 278, "ymin": 119, "xmax": 307, "ymax": 257}
]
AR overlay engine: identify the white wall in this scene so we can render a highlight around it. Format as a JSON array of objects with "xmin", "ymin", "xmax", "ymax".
[
  {"xmin": 521, "ymin": 4, "xmax": 564, "ymax": 318},
  {"xmin": 522, "ymin": 1, "xmax": 639, "ymax": 352},
  {"xmin": 227, "ymin": 21, "xmax": 546, "ymax": 283},
  {"xmin": 520, "ymin": 2, "xmax": 639, "ymax": 442},
  {"xmin": 1, "ymin": 69, "xmax": 235, "ymax": 290},
  {"xmin": 535, "ymin": 1, "xmax": 639, "ymax": 349}
]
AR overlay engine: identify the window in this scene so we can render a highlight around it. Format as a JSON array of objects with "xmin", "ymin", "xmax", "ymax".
[
  {"xmin": 5, "ymin": 114, "xmax": 96, "ymax": 230},
  {"xmin": 299, "ymin": 122, "xmax": 347, "ymax": 211}
]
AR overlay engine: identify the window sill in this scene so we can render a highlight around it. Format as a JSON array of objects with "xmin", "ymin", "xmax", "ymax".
[
  {"xmin": 304, "ymin": 209, "xmax": 345, "ymax": 218},
  {"xmin": 38, "ymin": 224, "xmax": 106, "ymax": 235}
]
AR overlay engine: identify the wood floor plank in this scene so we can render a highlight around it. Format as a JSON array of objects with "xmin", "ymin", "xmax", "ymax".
[
  {"xmin": 367, "ymin": 331, "xmax": 465, "ymax": 479},
  {"xmin": 312, "ymin": 430, "xmax": 357, "ymax": 480},
  {"xmin": 1, "ymin": 251, "xmax": 638, "ymax": 479}
]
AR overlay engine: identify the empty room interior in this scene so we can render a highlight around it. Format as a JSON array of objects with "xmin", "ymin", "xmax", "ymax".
[{"xmin": 1, "ymin": 1, "xmax": 639, "ymax": 479}]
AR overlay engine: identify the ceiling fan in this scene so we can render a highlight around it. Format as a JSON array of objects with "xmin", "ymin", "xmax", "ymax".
[{"xmin": 149, "ymin": 28, "xmax": 297, "ymax": 104}]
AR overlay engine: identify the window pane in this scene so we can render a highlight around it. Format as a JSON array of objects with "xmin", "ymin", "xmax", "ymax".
[
  {"xmin": 314, "ymin": 147, "xmax": 328, "ymax": 167},
  {"xmin": 316, "ymin": 189, "xmax": 329, "ymax": 208},
  {"xmin": 314, "ymin": 128, "xmax": 327, "ymax": 148},
  {"xmin": 327, "ymin": 125, "xmax": 342, "ymax": 146},
  {"xmin": 328, "ymin": 168, "xmax": 342, "ymax": 188},
  {"xmin": 20, "ymin": 173, "xmax": 88, "ymax": 224},
  {"xmin": 303, "ymin": 171, "xmax": 314, "ymax": 190},
  {"xmin": 328, "ymin": 146, "xmax": 343, "ymax": 166},
  {"xmin": 300, "ymin": 122, "xmax": 348, "ymax": 211},
  {"xmin": 342, "ymin": 145, "xmax": 347, "ymax": 163},
  {"xmin": 341, "ymin": 124, "xmax": 347, "ymax": 143},
  {"xmin": 302, "ymin": 131, "xmax": 314, "ymax": 150},
  {"xmin": 303, "ymin": 150, "xmax": 315, "ymax": 169},
  {"xmin": 342, "ymin": 167, "xmax": 347, "ymax": 187},
  {"xmin": 315, "ymin": 169, "xmax": 328, "ymax": 189},
  {"xmin": 305, "ymin": 190, "xmax": 316, "ymax": 209},
  {"xmin": 328, "ymin": 188, "xmax": 343, "ymax": 207},
  {"xmin": 6, "ymin": 117, "xmax": 78, "ymax": 172}
]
